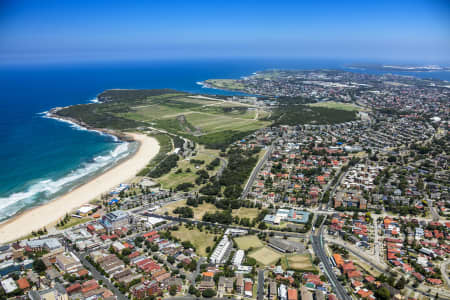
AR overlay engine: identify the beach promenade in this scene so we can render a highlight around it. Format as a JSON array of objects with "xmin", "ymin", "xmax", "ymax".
[{"xmin": 0, "ymin": 133, "xmax": 159, "ymax": 243}]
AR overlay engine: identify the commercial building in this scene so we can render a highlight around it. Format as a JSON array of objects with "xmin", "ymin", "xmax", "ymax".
[
  {"xmin": 232, "ymin": 250, "xmax": 245, "ymax": 266},
  {"xmin": 1, "ymin": 278, "xmax": 18, "ymax": 294},
  {"xmin": 26, "ymin": 238, "xmax": 63, "ymax": 252},
  {"xmin": 55, "ymin": 252, "xmax": 82, "ymax": 273},
  {"xmin": 28, "ymin": 283, "xmax": 68, "ymax": 300},
  {"xmin": 101, "ymin": 210, "xmax": 129, "ymax": 231},
  {"xmin": 278, "ymin": 284, "xmax": 287, "ymax": 300},
  {"xmin": 210, "ymin": 235, "xmax": 232, "ymax": 264},
  {"xmin": 264, "ymin": 209, "xmax": 310, "ymax": 225}
]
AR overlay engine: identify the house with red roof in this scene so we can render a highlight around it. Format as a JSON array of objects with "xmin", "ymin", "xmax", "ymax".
[
  {"xmin": 287, "ymin": 288, "xmax": 298, "ymax": 300},
  {"xmin": 427, "ymin": 278, "xmax": 442, "ymax": 285}
]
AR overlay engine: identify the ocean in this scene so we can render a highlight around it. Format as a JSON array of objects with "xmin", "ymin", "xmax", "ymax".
[{"xmin": 0, "ymin": 58, "xmax": 449, "ymax": 222}]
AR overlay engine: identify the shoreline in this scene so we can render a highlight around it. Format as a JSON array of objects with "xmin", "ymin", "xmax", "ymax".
[
  {"xmin": 0, "ymin": 131, "xmax": 160, "ymax": 243},
  {"xmin": 46, "ymin": 106, "xmax": 135, "ymax": 142}
]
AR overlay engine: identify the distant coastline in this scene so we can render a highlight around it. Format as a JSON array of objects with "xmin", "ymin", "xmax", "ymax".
[{"xmin": 347, "ymin": 63, "xmax": 450, "ymax": 72}]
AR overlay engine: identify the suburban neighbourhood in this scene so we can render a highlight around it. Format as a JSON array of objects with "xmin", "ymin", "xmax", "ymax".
[{"xmin": 0, "ymin": 69, "xmax": 449, "ymax": 300}]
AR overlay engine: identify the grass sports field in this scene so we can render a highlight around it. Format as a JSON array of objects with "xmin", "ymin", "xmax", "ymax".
[
  {"xmin": 308, "ymin": 101, "xmax": 362, "ymax": 111},
  {"xmin": 285, "ymin": 254, "xmax": 316, "ymax": 271},
  {"xmin": 170, "ymin": 225, "xmax": 218, "ymax": 257},
  {"xmin": 234, "ymin": 235, "xmax": 264, "ymax": 250},
  {"xmin": 248, "ymin": 246, "xmax": 283, "ymax": 266}
]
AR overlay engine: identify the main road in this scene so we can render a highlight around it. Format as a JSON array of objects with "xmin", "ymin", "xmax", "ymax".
[
  {"xmin": 311, "ymin": 225, "xmax": 351, "ymax": 300},
  {"xmin": 241, "ymin": 144, "xmax": 274, "ymax": 199},
  {"xmin": 327, "ymin": 237, "xmax": 450, "ymax": 300},
  {"xmin": 257, "ymin": 269, "xmax": 265, "ymax": 300}
]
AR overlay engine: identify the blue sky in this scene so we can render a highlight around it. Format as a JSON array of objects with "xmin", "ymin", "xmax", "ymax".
[{"xmin": 0, "ymin": 0, "xmax": 449, "ymax": 64}]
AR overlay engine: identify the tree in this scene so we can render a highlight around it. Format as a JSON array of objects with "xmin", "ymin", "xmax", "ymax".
[
  {"xmin": 375, "ymin": 287, "xmax": 390, "ymax": 300},
  {"xmin": 202, "ymin": 288, "xmax": 217, "ymax": 298},
  {"xmin": 188, "ymin": 285, "xmax": 197, "ymax": 295},
  {"xmin": 122, "ymin": 248, "xmax": 132, "ymax": 256},
  {"xmin": 33, "ymin": 259, "xmax": 46, "ymax": 273},
  {"xmin": 169, "ymin": 285, "xmax": 178, "ymax": 296}
]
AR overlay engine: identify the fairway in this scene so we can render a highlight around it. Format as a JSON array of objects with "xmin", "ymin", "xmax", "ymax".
[
  {"xmin": 185, "ymin": 112, "xmax": 269, "ymax": 134},
  {"xmin": 204, "ymin": 79, "xmax": 246, "ymax": 91},
  {"xmin": 234, "ymin": 235, "xmax": 264, "ymax": 250},
  {"xmin": 116, "ymin": 93, "xmax": 270, "ymax": 141},
  {"xmin": 248, "ymin": 246, "xmax": 283, "ymax": 266},
  {"xmin": 308, "ymin": 101, "xmax": 362, "ymax": 111},
  {"xmin": 171, "ymin": 225, "xmax": 218, "ymax": 257},
  {"xmin": 286, "ymin": 254, "xmax": 316, "ymax": 271}
]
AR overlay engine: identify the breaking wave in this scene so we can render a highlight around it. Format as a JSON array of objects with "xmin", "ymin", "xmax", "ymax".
[{"xmin": 0, "ymin": 141, "xmax": 132, "ymax": 221}]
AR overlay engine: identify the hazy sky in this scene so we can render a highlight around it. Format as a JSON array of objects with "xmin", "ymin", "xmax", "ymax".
[{"xmin": 0, "ymin": 0, "xmax": 449, "ymax": 64}]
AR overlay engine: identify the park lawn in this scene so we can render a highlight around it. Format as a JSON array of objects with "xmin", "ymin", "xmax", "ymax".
[
  {"xmin": 248, "ymin": 246, "xmax": 283, "ymax": 266},
  {"xmin": 158, "ymin": 200, "xmax": 220, "ymax": 220},
  {"xmin": 308, "ymin": 101, "xmax": 362, "ymax": 112},
  {"xmin": 286, "ymin": 254, "xmax": 316, "ymax": 271},
  {"xmin": 234, "ymin": 235, "xmax": 264, "ymax": 251},
  {"xmin": 156, "ymin": 145, "xmax": 221, "ymax": 189},
  {"xmin": 58, "ymin": 216, "xmax": 92, "ymax": 230},
  {"xmin": 157, "ymin": 170, "xmax": 196, "ymax": 189},
  {"xmin": 191, "ymin": 203, "xmax": 220, "ymax": 220},
  {"xmin": 232, "ymin": 207, "xmax": 261, "ymax": 220},
  {"xmin": 170, "ymin": 226, "xmax": 218, "ymax": 257},
  {"xmin": 155, "ymin": 199, "xmax": 187, "ymax": 216}
]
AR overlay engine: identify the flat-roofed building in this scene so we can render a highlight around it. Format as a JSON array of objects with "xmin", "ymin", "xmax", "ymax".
[
  {"xmin": 232, "ymin": 250, "xmax": 245, "ymax": 266},
  {"xmin": 101, "ymin": 210, "xmax": 129, "ymax": 231},
  {"xmin": 26, "ymin": 238, "xmax": 63, "ymax": 253},
  {"xmin": 55, "ymin": 252, "xmax": 82, "ymax": 273},
  {"xmin": 29, "ymin": 283, "xmax": 68, "ymax": 300},
  {"xmin": 210, "ymin": 235, "xmax": 232, "ymax": 264},
  {"xmin": 1, "ymin": 278, "xmax": 17, "ymax": 294}
]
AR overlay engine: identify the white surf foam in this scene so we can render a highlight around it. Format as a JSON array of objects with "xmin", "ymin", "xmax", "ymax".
[
  {"xmin": 0, "ymin": 142, "xmax": 131, "ymax": 218},
  {"xmin": 42, "ymin": 112, "xmax": 119, "ymax": 141}
]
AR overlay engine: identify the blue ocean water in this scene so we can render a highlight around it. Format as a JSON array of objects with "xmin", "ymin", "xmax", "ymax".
[{"xmin": 0, "ymin": 59, "xmax": 449, "ymax": 222}]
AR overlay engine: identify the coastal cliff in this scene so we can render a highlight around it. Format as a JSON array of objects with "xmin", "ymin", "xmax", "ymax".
[{"xmin": 47, "ymin": 107, "xmax": 135, "ymax": 142}]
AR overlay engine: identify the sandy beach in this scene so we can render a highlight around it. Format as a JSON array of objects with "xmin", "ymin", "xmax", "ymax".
[{"xmin": 0, "ymin": 132, "xmax": 159, "ymax": 243}]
